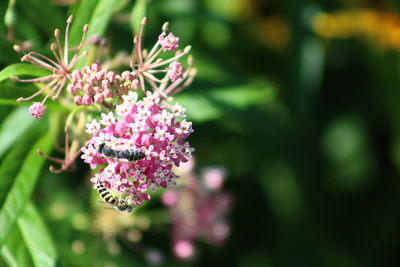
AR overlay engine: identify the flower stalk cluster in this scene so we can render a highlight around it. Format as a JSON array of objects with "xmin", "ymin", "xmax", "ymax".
[{"xmin": 12, "ymin": 15, "xmax": 89, "ymax": 118}]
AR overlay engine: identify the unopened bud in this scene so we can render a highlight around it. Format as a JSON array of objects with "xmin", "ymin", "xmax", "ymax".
[
  {"xmin": 184, "ymin": 46, "xmax": 191, "ymax": 53},
  {"xmin": 83, "ymin": 24, "xmax": 89, "ymax": 32},
  {"xmin": 141, "ymin": 17, "xmax": 147, "ymax": 25},
  {"xmin": 13, "ymin": 45, "xmax": 21, "ymax": 52},
  {"xmin": 162, "ymin": 22, "xmax": 169, "ymax": 32},
  {"xmin": 67, "ymin": 15, "xmax": 73, "ymax": 24},
  {"xmin": 54, "ymin": 29, "xmax": 60, "ymax": 37},
  {"xmin": 50, "ymin": 43, "xmax": 57, "ymax": 51}
]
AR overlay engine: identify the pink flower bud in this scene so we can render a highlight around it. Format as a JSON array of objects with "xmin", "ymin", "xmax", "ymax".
[
  {"xmin": 88, "ymin": 75, "xmax": 98, "ymax": 86},
  {"xmin": 94, "ymin": 86, "xmax": 102, "ymax": 93},
  {"xmin": 122, "ymin": 71, "xmax": 134, "ymax": 81},
  {"xmin": 96, "ymin": 70, "xmax": 105, "ymax": 81},
  {"xmin": 28, "ymin": 102, "xmax": 45, "ymax": 119},
  {"xmin": 102, "ymin": 79, "xmax": 111, "ymax": 89},
  {"xmin": 106, "ymin": 71, "xmax": 116, "ymax": 82},
  {"xmin": 67, "ymin": 84, "xmax": 76, "ymax": 94},
  {"xmin": 168, "ymin": 62, "xmax": 184, "ymax": 82},
  {"xmin": 76, "ymin": 81, "xmax": 85, "ymax": 90},
  {"xmin": 91, "ymin": 61, "xmax": 102, "ymax": 72},
  {"xmin": 131, "ymin": 79, "xmax": 140, "ymax": 90},
  {"xmin": 94, "ymin": 93, "xmax": 104, "ymax": 103},
  {"xmin": 159, "ymin": 32, "xmax": 179, "ymax": 51},
  {"xmin": 71, "ymin": 70, "xmax": 82, "ymax": 80},
  {"xmin": 103, "ymin": 89, "xmax": 112, "ymax": 98},
  {"xmin": 82, "ymin": 95, "xmax": 93, "ymax": 106},
  {"xmin": 74, "ymin": 96, "xmax": 83, "ymax": 105},
  {"xmin": 83, "ymin": 83, "xmax": 94, "ymax": 95}
]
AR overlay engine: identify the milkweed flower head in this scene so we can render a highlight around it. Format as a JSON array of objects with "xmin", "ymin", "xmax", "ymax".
[
  {"xmin": 82, "ymin": 91, "xmax": 194, "ymax": 208},
  {"xmin": 162, "ymin": 164, "xmax": 232, "ymax": 261}
]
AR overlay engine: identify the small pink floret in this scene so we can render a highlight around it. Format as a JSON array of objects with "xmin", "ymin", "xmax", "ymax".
[
  {"xmin": 168, "ymin": 62, "xmax": 184, "ymax": 82},
  {"xmin": 28, "ymin": 102, "xmax": 46, "ymax": 119},
  {"xmin": 82, "ymin": 95, "xmax": 93, "ymax": 106},
  {"xmin": 159, "ymin": 32, "xmax": 179, "ymax": 51}
]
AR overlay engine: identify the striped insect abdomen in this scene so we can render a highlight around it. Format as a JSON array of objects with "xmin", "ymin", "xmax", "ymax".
[{"xmin": 96, "ymin": 181, "xmax": 117, "ymax": 205}]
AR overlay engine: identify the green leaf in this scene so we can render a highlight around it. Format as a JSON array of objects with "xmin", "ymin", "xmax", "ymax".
[
  {"xmin": 0, "ymin": 64, "xmax": 51, "ymax": 83},
  {"xmin": 0, "ymin": 107, "xmax": 37, "ymax": 159},
  {"xmin": 18, "ymin": 202, "xmax": 57, "ymax": 267},
  {"xmin": 74, "ymin": 0, "xmax": 125, "ymax": 69},
  {"xmin": 0, "ymin": 226, "xmax": 32, "ymax": 267},
  {"xmin": 174, "ymin": 82, "xmax": 277, "ymax": 122},
  {"xmin": 0, "ymin": 113, "xmax": 59, "ymax": 248},
  {"xmin": 16, "ymin": 0, "xmax": 63, "ymax": 36},
  {"xmin": 131, "ymin": 0, "xmax": 147, "ymax": 35},
  {"xmin": 0, "ymin": 123, "xmax": 42, "ymax": 207},
  {"xmin": 69, "ymin": 0, "xmax": 98, "ymax": 47}
]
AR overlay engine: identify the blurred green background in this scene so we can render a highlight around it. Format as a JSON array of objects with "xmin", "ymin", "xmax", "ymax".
[{"xmin": 2, "ymin": 0, "xmax": 400, "ymax": 266}]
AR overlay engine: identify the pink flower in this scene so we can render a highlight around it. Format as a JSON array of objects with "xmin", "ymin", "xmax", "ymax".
[
  {"xmin": 28, "ymin": 102, "xmax": 46, "ymax": 119},
  {"xmin": 159, "ymin": 32, "xmax": 179, "ymax": 51},
  {"xmin": 163, "ymin": 163, "xmax": 232, "ymax": 260},
  {"xmin": 173, "ymin": 240, "xmax": 194, "ymax": 260},
  {"xmin": 168, "ymin": 62, "xmax": 184, "ymax": 82},
  {"xmin": 82, "ymin": 91, "xmax": 194, "ymax": 208}
]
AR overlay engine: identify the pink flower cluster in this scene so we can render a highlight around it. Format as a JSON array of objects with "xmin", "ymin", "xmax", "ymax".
[
  {"xmin": 162, "ymin": 163, "xmax": 232, "ymax": 261},
  {"xmin": 81, "ymin": 91, "xmax": 194, "ymax": 207},
  {"xmin": 68, "ymin": 61, "xmax": 140, "ymax": 106}
]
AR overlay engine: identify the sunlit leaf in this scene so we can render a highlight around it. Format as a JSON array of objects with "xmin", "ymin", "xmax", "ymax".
[
  {"xmin": 16, "ymin": 0, "xmax": 63, "ymax": 35},
  {"xmin": 0, "ymin": 226, "xmax": 32, "ymax": 267},
  {"xmin": 69, "ymin": 0, "xmax": 98, "ymax": 47},
  {"xmin": 0, "ymin": 113, "xmax": 59, "ymax": 247},
  {"xmin": 74, "ymin": 0, "xmax": 125, "ymax": 69},
  {"xmin": 131, "ymin": 0, "xmax": 147, "ymax": 34},
  {"xmin": 0, "ymin": 125, "xmax": 42, "ymax": 207},
  {"xmin": 0, "ymin": 64, "xmax": 51, "ymax": 83},
  {"xmin": 0, "ymin": 107, "xmax": 38, "ymax": 159},
  {"xmin": 0, "ymin": 245, "xmax": 19, "ymax": 267},
  {"xmin": 18, "ymin": 202, "xmax": 57, "ymax": 267}
]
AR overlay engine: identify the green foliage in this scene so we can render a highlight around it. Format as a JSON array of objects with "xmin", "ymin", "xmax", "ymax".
[
  {"xmin": 0, "ymin": 113, "xmax": 58, "ymax": 247},
  {"xmin": 0, "ymin": 64, "xmax": 50, "ymax": 83}
]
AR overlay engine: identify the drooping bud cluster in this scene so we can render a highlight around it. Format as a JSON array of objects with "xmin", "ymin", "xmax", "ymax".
[
  {"xmin": 68, "ymin": 61, "xmax": 140, "ymax": 106},
  {"xmin": 162, "ymin": 163, "xmax": 232, "ymax": 261},
  {"xmin": 81, "ymin": 91, "xmax": 194, "ymax": 207}
]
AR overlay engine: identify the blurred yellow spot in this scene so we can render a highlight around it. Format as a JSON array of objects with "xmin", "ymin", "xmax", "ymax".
[
  {"xmin": 71, "ymin": 213, "xmax": 89, "ymax": 231},
  {"xmin": 258, "ymin": 16, "xmax": 290, "ymax": 50},
  {"xmin": 71, "ymin": 240, "xmax": 85, "ymax": 254},
  {"xmin": 127, "ymin": 229, "xmax": 142, "ymax": 242},
  {"xmin": 312, "ymin": 8, "xmax": 400, "ymax": 52},
  {"xmin": 49, "ymin": 202, "xmax": 68, "ymax": 219},
  {"xmin": 135, "ymin": 216, "xmax": 150, "ymax": 230},
  {"xmin": 205, "ymin": 0, "xmax": 252, "ymax": 22}
]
